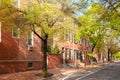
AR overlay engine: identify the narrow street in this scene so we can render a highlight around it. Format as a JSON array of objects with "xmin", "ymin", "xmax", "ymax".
[{"xmin": 60, "ymin": 62, "xmax": 120, "ymax": 80}]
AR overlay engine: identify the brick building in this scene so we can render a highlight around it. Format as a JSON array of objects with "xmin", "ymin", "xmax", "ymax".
[
  {"xmin": 0, "ymin": 21, "xmax": 44, "ymax": 74},
  {"xmin": 0, "ymin": 0, "xmax": 92, "ymax": 74},
  {"xmin": 57, "ymin": 36, "xmax": 92, "ymax": 67}
]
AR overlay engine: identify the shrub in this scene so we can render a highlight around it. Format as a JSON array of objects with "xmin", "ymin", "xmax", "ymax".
[
  {"xmin": 42, "ymin": 70, "xmax": 47, "ymax": 77},
  {"xmin": 47, "ymin": 45, "xmax": 59, "ymax": 54}
]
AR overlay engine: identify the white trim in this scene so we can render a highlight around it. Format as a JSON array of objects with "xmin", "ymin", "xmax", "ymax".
[
  {"xmin": 18, "ymin": 0, "xmax": 20, "ymax": 8},
  {"xmin": 13, "ymin": 0, "xmax": 20, "ymax": 8},
  {"xmin": 28, "ymin": 31, "xmax": 34, "ymax": 46}
]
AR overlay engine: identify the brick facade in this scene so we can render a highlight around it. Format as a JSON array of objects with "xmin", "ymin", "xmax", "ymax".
[
  {"xmin": 0, "ymin": 26, "xmax": 44, "ymax": 74},
  {"xmin": 0, "ymin": 0, "xmax": 93, "ymax": 74},
  {"xmin": 48, "ymin": 54, "xmax": 62, "ymax": 69},
  {"xmin": 0, "ymin": 27, "xmax": 63, "ymax": 74}
]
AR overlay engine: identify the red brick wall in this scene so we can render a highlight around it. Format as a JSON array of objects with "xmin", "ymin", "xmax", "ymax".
[
  {"xmin": 48, "ymin": 54, "xmax": 62, "ymax": 69},
  {"xmin": 0, "ymin": 31, "xmax": 19, "ymax": 60},
  {"xmin": 0, "ymin": 61, "xmax": 43, "ymax": 74},
  {"xmin": 0, "ymin": 54, "xmax": 62, "ymax": 74},
  {"xmin": 0, "ymin": 28, "xmax": 44, "ymax": 74},
  {"xmin": 18, "ymin": 34, "xmax": 43, "ymax": 60}
]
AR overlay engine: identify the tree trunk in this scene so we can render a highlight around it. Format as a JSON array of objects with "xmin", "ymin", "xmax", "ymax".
[
  {"xmin": 33, "ymin": 31, "xmax": 48, "ymax": 77},
  {"xmin": 42, "ymin": 36, "xmax": 48, "ymax": 73},
  {"xmin": 108, "ymin": 49, "xmax": 111, "ymax": 62},
  {"xmin": 33, "ymin": 31, "xmax": 48, "ymax": 73},
  {"xmin": 111, "ymin": 53, "xmax": 113, "ymax": 61}
]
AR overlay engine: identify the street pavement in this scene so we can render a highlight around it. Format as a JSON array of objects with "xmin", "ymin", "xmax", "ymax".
[{"xmin": 60, "ymin": 62, "xmax": 120, "ymax": 80}]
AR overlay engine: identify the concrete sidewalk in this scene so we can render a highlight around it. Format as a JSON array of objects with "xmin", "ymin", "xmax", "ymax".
[
  {"xmin": 0, "ymin": 64, "xmax": 107, "ymax": 80},
  {"xmin": 0, "ymin": 68, "xmax": 82, "ymax": 80}
]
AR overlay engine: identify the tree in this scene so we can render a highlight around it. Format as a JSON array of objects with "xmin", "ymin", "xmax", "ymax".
[
  {"xmin": 93, "ymin": 0, "xmax": 120, "ymax": 33},
  {"xmin": 76, "ymin": 2, "xmax": 120, "ymax": 62},
  {"xmin": 98, "ymin": 0, "xmax": 120, "ymax": 61},
  {"xmin": 76, "ymin": 3, "xmax": 109, "ymax": 63},
  {"xmin": 0, "ymin": 0, "xmax": 75, "ymax": 77}
]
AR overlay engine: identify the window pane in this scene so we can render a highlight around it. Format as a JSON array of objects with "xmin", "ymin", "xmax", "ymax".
[
  {"xmin": 28, "ymin": 31, "xmax": 33, "ymax": 46},
  {"xmin": 27, "ymin": 62, "xmax": 33, "ymax": 68}
]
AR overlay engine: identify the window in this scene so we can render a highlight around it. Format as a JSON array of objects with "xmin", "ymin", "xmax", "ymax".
[
  {"xmin": 28, "ymin": 31, "xmax": 33, "ymax": 51},
  {"xmin": 12, "ymin": 26, "xmax": 20, "ymax": 38},
  {"xmin": 86, "ymin": 41, "xmax": 90, "ymax": 47},
  {"xmin": 13, "ymin": 0, "xmax": 20, "ymax": 8},
  {"xmin": 0, "ymin": 22, "xmax": 1, "ymax": 42},
  {"xmin": 27, "ymin": 62, "xmax": 33, "ymax": 68},
  {"xmin": 70, "ymin": 32, "xmax": 73, "ymax": 42},
  {"xmin": 79, "ymin": 38, "xmax": 83, "ymax": 45},
  {"xmin": 28, "ymin": 31, "xmax": 33, "ymax": 45},
  {"xmin": 64, "ymin": 30, "xmax": 70, "ymax": 41}
]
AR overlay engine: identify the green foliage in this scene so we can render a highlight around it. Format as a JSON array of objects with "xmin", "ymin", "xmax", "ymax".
[
  {"xmin": 0, "ymin": 0, "xmax": 13, "ymax": 8},
  {"xmin": 76, "ymin": 3, "xmax": 120, "ymax": 59},
  {"xmin": 87, "ymin": 53, "xmax": 94, "ymax": 57},
  {"xmin": 47, "ymin": 45, "xmax": 59, "ymax": 54},
  {"xmin": 113, "ymin": 52, "xmax": 120, "ymax": 59},
  {"xmin": 0, "ymin": 0, "xmax": 78, "ymax": 74},
  {"xmin": 42, "ymin": 70, "xmax": 47, "ymax": 77},
  {"xmin": 76, "ymin": 3, "xmax": 107, "ymax": 52}
]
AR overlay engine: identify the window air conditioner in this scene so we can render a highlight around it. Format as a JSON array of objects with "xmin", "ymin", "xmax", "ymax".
[{"xmin": 28, "ymin": 45, "xmax": 33, "ymax": 51}]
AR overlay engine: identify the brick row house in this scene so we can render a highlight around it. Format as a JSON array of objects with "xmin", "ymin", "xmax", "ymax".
[
  {"xmin": 53, "ymin": 25, "xmax": 92, "ymax": 67},
  {"xmin": 0, "ymin": 0, "xmax": 44, "ymax": 74},
  {"xmin": 57, "ymin": 35, "xmax": 92, "ymax": 67},
  {"xmin": 0, "ymin": 21, "xmax": 44, "ymax": 74},
  {"xmin": 0, "ymin": 0, "xmax": 92, "ymax": 74}
]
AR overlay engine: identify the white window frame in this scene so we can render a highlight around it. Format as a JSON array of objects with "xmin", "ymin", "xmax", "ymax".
[
  {"xmin": 28, "ymin": 31, "xmax": 33, "ymax": 46},
  {"xmin": 13, "ymin": 0, "xmax": 20, "ymax": 8},
  {"xmin": 18, "ymin": 0, "xmax": 20, "ymax": 8},
  {"xmin": 28, "ymin": 31, "xmax": 34, "ymax": 51}
]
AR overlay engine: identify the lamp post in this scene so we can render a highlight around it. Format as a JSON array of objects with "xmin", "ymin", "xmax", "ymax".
[
  {"xmin": 84, "ymin": 49, "xmax": 86, "ymax": 68},
  {"xmin": 84, "ymin": 37, "xmax": 87, "ymax": 68}
]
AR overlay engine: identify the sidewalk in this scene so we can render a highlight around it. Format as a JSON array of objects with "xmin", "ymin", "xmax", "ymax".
[
  {"xmin": 0, "ymin": 68, "xmax": 81, "ymax": 80},
  {"xmin": 0, "ymin": 63, "xmax": 108, "ymax": 80}
]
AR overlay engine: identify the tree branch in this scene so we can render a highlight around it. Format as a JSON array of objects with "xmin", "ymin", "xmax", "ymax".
[
  {"xmin": 48, "ymin": 18, "xmax": 58, "ymax": 27},
  {"xmin": 32, "ymin": 30, "xmax": 44, "ymax": 41},
  {"xmin": 34, "ymin": 22, "xmax": 47, "ymax": 35}
]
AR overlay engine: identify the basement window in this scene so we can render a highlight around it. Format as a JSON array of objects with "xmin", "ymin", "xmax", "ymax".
[{"xmin": 27, "ymin": 62, "xmax": 33, "ymax": 68}]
